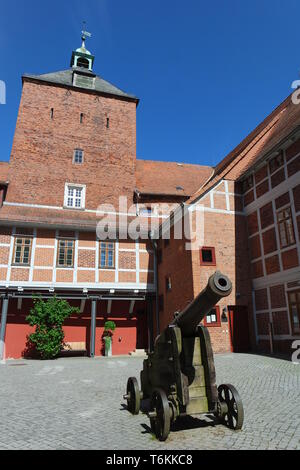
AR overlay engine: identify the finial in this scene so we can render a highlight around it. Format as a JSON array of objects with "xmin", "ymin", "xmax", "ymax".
[{"xmin": 81, "ymin": 21, "xmax": 92, "ymax": 49}]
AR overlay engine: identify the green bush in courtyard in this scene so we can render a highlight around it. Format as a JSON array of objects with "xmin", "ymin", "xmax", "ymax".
[
  {"xmin": 26, "ymin": 297, "xmax": 80, "ymax": 359},
  {"xmin": 104, "ymin": 321, "xmax": 116, "ymax": 332}
]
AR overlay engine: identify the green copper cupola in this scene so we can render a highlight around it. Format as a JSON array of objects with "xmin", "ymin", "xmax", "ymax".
[{"xmin": 70, "ymin": 28, "xmax": 95, "ymax": 71}]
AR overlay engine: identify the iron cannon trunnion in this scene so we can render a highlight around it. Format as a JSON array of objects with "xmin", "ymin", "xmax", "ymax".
[{"xmin": 123, "ymin": 271, "xmax": 244, "ymax": 441}]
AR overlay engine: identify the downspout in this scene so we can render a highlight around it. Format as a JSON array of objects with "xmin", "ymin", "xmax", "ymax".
[
  {"xmin": 0, "ymin": 296, "xmax": 9, "ymax": 361},
  {"xmin": 150, "ymin": 237, "xmax": 160, "ymax": 339},
  {"xmin": 136, "ymin": 188, "xmax": 160, "ymax": 342},
  {"xmin": 90, "ymin": 299, "xmax": 97, "ymax": 358}
]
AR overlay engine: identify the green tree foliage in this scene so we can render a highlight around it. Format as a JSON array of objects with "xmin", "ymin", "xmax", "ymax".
[
  {"xmin": 104, "ymin": 321, "xmax": 116, "ymax": 332},
  {"xmin": 26, "ymin": 297, "xmax": 79, "ymax": 359}
]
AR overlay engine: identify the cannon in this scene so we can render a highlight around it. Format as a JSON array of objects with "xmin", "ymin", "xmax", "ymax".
[{"xmin": 123, "ymin": 271, "xmax": 244, "ymax": 441}]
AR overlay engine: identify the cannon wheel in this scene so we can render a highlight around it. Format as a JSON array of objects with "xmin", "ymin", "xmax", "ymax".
[
  {"xmin": 217, "ymin": 384, "xmax": 244, "ymax": 430},
  {"xmin": 125, "ymin": 377, "xmax": 141, "ymax": 415},
  {"xmin": 150, "ymin": 389, "xmax": 171, "ymax": 441}
]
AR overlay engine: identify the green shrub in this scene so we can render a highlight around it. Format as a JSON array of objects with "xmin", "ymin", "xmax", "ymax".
[
  {"xmin": 26, "ymin": 297, "xmax": 79, "ymax": 359},
  {"xmin": 104, "ymin": 321, "xmax": 116, "ymax": 332}
]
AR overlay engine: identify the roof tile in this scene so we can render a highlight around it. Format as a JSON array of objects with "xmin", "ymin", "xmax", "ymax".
[{"xmin": 136, "ymin": 160, "xmax": 213, "ymax": 197}]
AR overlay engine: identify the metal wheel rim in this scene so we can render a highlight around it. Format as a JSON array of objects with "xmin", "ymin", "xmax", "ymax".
[
  {"xmin": 218, "ymin": 384, "xmax": 244, "ymax": 430},
  {"xmin": 150, "ymin": 389, "xmax": 171, "ymax": 441},
  {"xmin": 126, "ymin": 377, "xmax": 140, "ymax": 415}
]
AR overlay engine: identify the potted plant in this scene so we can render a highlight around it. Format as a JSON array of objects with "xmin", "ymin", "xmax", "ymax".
[{"xmin": 102, "ymin": 321, "xmax": 116, "ymax": 357}]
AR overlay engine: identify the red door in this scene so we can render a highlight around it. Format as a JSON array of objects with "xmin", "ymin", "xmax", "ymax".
[{"xmin": 228, "ymin": 306, "xmax": 250, "ymax": 353}]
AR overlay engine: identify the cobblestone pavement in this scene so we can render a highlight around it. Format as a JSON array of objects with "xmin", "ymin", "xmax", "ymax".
[{"xmin": 0, "ymin": 353, "xmax": 300, "ymax": 450}]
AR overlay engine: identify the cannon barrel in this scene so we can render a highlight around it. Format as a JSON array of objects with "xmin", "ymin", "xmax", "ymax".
[{"xmin": 171, "ymin": 271, "xmax": 232, "ymax": 336}]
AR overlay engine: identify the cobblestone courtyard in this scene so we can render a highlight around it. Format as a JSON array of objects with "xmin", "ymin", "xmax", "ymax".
[{"xmin": 0, "ymin": 353, "xmax": 300, "ymax": 450}]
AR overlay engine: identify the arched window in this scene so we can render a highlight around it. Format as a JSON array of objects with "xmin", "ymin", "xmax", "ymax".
[{"xmin": 77, "ymin": 57, "xmax": 90, "ymax": 69}]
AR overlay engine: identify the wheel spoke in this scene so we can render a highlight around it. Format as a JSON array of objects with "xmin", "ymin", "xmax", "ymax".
[{"xmin": 227, "ymin": 412, "xmax": 234, "ymax": 429}]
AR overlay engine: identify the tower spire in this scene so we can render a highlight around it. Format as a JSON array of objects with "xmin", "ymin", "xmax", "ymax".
[
  {"xmin": 81, "ymin": 21, "xmax": 92, "ymax": 51},
  {"xmin": 70, "ymin": 22, "xmax": 95, "ymax": 71}
]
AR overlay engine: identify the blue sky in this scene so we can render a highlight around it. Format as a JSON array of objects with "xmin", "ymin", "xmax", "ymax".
[{"xmin": 0, "ymin": 0, "xmax": 300, "ymax": 166}]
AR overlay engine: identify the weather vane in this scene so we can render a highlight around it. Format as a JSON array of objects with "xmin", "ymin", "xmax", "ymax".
[{"xmin": 81, "ymin": 21, "xmax": 92, "ymax": 42}]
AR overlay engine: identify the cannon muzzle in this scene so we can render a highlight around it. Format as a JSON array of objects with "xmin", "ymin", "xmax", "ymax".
[{"xmin": 171, "ymin": 271, "xmax": 232, "ymax": 336}]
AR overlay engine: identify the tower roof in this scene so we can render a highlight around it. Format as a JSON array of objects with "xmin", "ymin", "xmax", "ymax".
[
  {"xmin": 22, "ymin": 70, "xmax": 139, "ymax": 103},
  {"xmin": 22, "ymin": 27, "xmax": 138, "ymax": 103}
]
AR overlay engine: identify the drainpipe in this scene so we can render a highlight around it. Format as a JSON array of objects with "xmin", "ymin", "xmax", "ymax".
[
  {"xmin": 150, "ymin": 238, "xmax": 160, "ymax": 338},
  {"xmin": 0, "ymin": 297, "xmax": 9, "ymax": 361},
  {"xmin": 90, "ymin": 300, "xmax": 97, "ymax": 358}
]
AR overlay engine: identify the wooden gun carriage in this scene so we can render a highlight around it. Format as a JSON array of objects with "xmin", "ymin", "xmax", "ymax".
[{"xmin": 124, "ymin": 271, "xmax": 244, "ymax": 441}]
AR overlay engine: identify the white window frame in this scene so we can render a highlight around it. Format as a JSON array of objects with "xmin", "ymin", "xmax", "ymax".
[
  {"xmin": 73, "ymin": 149, "xmax": 84, "ymax": 164},
  {"xmin": 64, "ymin": 183, "xmax": 86, "ymax": 210}
]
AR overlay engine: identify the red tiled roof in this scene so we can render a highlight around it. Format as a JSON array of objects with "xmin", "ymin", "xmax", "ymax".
[
  {"xmin": 188, "ymin": 91, "xmax": 300, "ymax": 204},
  {"xmin": 0, "ymin": 204, "xmax": 159, "ymax": 231},
  {"xmin": 136, "ymin": 160, "xmax": 213, "ymax": 197},
  {"xmin": 0, "ymin": 162, "xmax": 9, "ymax": 183}
]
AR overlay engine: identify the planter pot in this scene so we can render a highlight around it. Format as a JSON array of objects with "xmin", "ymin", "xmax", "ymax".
[{"xmin": 104, "ymin": 337, "xmax": 112, "ymax": 357}]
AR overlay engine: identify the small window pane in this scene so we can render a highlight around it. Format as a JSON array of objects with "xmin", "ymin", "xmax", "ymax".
[
  {"xmin": 66, "ymin": 185, "xmax": 84, "ymax": 209},
  {"xmin": 279, "ymin": 223, "xmax": 287, "ymax": 247},
  {"xmin": 202, "ymin": 249, "xmax": 213, "ymax": 263},
  {"xmin": 15, "ymin": 248, "xmax": 21, "ymax": 263},
  {"xmin": 100, "ymin": 242, "xmax": 115, "ymax": 268},
  {"xmin": 277, "ymin": 207, "xmax": 295, "ymax": 248},
  {"xmin": 74, "ymin": 150, "xmax": 83, "ymax": 164},
  {"xmin": 58, "ymin": 240, "xmax": 74, "ymax": 267},
  {"xmin": 14, "ymin": 238, "xmax": 32, "ymax": 265},
  {"xmin": 292, "ymin": 306, "xmax": 300, "ymax": 329},
  {"xmin": 286, "ymin": 219, "xmax": 295, "ymax": 244}
]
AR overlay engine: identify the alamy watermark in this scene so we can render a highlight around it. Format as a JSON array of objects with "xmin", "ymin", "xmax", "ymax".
[
  {"xmin": 291, "ymin": 340, "xmax": 300, "ymax": 364},
  {"xmin": 0, "ymin": 80, "xmax": 6, "ymax": 105},
  {"xmin": 95, "ymin": 198, "xmax": 205, "ymax": 251}
]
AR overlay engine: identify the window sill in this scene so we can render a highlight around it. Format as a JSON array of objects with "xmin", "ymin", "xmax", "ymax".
[
  {"xmin": 63, "ymin": 206, "xmax": 85, "ymax": 212},
  {"xmin": 11, "ymin": 264, "xmax": 31, "ymax": 267},
  {"xmin": 56, "ymin": 266, "xmax": 74, "ymax": 269}
]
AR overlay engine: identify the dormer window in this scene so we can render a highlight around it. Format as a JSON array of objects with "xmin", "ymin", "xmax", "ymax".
[
  {"xmin": 64, "ymin": 184, "xmax": 86, "ymax": 210},
  {"xmin": 73, "ymin": 149, "xmax": 84, "ymax": 164}
]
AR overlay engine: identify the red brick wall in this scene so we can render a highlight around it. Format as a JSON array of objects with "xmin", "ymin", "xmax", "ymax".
[
  {"xmin": 157, "ymin": 224, "xmax": 195, "ymax": 334},
  {"xmin": 6, "ymin": 79, "xmax": 137, "ymax": 209},
  {"xmin": 243, "ymin": 142, "xmax": 300, "ymax": 351},
  {"xmin": 4, "ymin": 298, "xmax": 144, "ymax": 359},
  {"xmin": 157, "ymin": 181, "xmax": 253, "ymax": 354}
]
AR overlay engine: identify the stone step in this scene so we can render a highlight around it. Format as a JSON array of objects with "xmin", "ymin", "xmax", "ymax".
[{"xmin": 129, "ymin": 349, "xmax": 147, "ymax": 357}]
